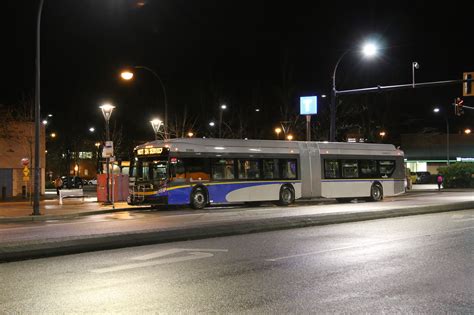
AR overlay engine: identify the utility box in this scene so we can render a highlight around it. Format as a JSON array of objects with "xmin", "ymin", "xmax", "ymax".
[{"xmin": 97, "ymin": 174, "xmax": 129, "ymax": 202}]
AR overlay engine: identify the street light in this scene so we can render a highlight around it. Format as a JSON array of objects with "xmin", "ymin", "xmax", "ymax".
[
  {"xmin": 219, "ymin": 104, "xmax": 227, "ymax": 138},
  {"xmin": 330, "ymin": 41, "xmax": 379, "ymax": 142},
  {"xmin": 150, "ymin": 118, "xmax": 163, "ymax": 140},
  {"xmin": 187, "ymin": 132, "xmax": 194, "ymax": 137},
  {"xmin": 287, "ymin": 134, "xmax": 294, "ymax": 141},
  {"xmin": 379, "ymin": 131, "xmax": 386, "ymax": 142},
  {"xmin": 120, "ymin": 66, "xmax": 168, "ymax": 139},
  {"xmin": 433, "ymin": 107, "xmax": 450, "ymax": 165},
  {"xmin": 464, "ymin": 128, "xmax": 471, "ymax": 135},
  {"xmin": 274, "ymin": 127, "xmax": 282, "ymax": 140},
  {"xmin": 99, "ymin": 103, "xmax": 115, "ymax": 204},
  {"xmin": 89, "ymin": 127, "xmax": 95, "ymax": 133}
]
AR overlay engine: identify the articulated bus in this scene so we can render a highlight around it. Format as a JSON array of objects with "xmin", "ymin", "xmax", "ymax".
[{"xmin": 128, "ymin": 138, "xmax": 405, "ymax": 208}]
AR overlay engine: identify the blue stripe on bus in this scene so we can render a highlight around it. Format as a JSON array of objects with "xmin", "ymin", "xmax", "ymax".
[{"xmin": 165, "ymin": 181, "xmax": 298, "ymax": 205}]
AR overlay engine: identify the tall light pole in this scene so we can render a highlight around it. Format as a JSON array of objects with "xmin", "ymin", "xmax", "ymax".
[
  {"xmin": 218, "ymin": 104, "xmax": 227, "ymax": 138},
  {"xmin": 120, "ymin": 66, "xmax": 168, "ymax": 139},
  {"xmin": 330, "ymin": 41, "xmax": 379, "ymax": 142},
  {"xmin": 433, "ymin": 107, "xmax": 450, "ymax": 165},
  {"xmin": 150, "ymin": 118, "xmax": 163, "ymax": 140},
  {"xmin": 32, "ymin": 0, "xmax": 45, "ymax": 215},
  {"xmin": 100, "ymin": 103, "xmax": 115, "ymax": 204}
]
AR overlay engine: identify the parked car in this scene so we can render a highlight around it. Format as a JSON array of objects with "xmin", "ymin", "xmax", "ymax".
[
  {"xmin": 414, "ymin": 171, "xmax": 432, "ymax": 184},
  {"xmin": 60, "ymin": 176, "xmax": 84, "ymax": 189},
  {"xmin": 88, "ymin": 178, "xmax": 97, "ymax": 185}
]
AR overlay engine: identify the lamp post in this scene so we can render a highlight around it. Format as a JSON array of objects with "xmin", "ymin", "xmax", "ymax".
[
  {"xmin": 150, "ymin": 118, "xmax": 163, "ymax": 140},
  {"xmin": 120, "ymin": 66, "xmax": 168, "ymax": 139},
  {"xmin": 218, "ymin": 104, "xmax": 227, "ymax": 138},
  {"xmin": 330, "ymin": 41, "xmax": 378, "ymax": 142},
  {"xmin": 32, "ymin": 0, "xmax": 45, "ymax": 215},
  {"xmin": 100, "ymin": 103, "xmax": 115, "ymax": 204},
  {"xmin": 433, "ymin": 107, "xmax": 450, "ymax": 165}
]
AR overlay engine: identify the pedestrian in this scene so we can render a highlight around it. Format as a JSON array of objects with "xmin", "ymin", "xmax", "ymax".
[
  {"xmin": 437, "ymin": 174, "xmax": 443, "ymax": 191},
  {"xmin": 54, "ymin": 176, "xmax": 63, "ymax": 195}
]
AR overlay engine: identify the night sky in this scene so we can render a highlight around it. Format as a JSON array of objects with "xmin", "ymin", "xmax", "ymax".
[{"xmin": 2, "ymin": 0, "xmax": 474, "ymax": 145}]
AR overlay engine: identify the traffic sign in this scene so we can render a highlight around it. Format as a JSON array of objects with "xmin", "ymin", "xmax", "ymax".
[
  {"xmin": 463, "ymin": 72, "xmax": 474, "ymax": 97},
  {"xmin": 23, "ymin": 166, "xmax": 30, "ymax": 177},
  {"xmin": 300, "ymin": 96, "xmax": 318, "ymax": 115}
]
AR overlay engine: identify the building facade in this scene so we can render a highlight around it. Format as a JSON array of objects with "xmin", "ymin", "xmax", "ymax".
[{"xmin": 0, "ymin": 122, "xmax": 46, "ymax": 198}]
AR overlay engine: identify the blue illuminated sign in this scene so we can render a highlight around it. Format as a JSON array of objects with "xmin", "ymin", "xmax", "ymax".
[{"xmin": 300, "ymin": 96, "xmax": 318, "ymax": 115}]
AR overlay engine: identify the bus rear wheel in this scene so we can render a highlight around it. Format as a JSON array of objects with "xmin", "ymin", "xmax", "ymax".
[
  {"xmin": 278, "ymin": 185, "xmax": 295, "ymax": 206},
  {"xmin": 190, "ymin": 187, "xmax": 207, "ymax": 209},
  {"xmin": 370, "ymin": 184, "xmax": 383, "ymax": 201}
]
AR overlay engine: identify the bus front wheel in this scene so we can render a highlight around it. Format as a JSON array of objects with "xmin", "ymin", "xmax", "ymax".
[
  {"xmin": 370, "ymin": 184, "xmax": 383, "ymax": 201},
  {"xmin": 278, "ymin": 185, "xmax": 295, "ymax": 206},
  {"xmin": 190, "ymin": 187, "xmax": 207, "ymax": 209}
]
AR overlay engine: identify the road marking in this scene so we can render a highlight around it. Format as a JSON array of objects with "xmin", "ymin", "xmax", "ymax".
[
  {"xmin": 91, "ymin": 248, "xmax": 228, "ymax": 273},
  {"xmin": 132, "ymin": 248, "xmax": 228, "ymax": 261},
  {"xmin": 265, "ymin": 226, "xmax": 474, "ymax": 262}
]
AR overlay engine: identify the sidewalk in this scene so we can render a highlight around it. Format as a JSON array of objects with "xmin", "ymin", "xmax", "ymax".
[{"xmin": 0, "ymin": 195, "xmax": 146, "ymax": 222}]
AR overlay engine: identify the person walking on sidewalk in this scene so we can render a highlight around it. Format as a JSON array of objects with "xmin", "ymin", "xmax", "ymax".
[
  {"xmin": 54, "ymin": 176, "xmax": 63, "ymax": 195},
  {"xmin": 437, "ymin": 174, "xmax": 443, "ymax": 191}
]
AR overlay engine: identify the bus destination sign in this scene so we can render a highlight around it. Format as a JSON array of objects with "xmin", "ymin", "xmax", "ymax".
[{"xmin": 137, "ymin": 147, "xmax": 163, "ymax": 155}]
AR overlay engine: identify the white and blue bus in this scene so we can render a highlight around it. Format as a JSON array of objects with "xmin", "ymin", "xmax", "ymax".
[{"xmin": 128, "ymin": 138, "xmax": 405, "ymax": 208}]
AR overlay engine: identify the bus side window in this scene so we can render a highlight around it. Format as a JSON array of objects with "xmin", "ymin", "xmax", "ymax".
[
  {"xmin": 341, "ymin": 160, "xmax": 358, "ymax": 178},
  {"xmin": 281, "ymin": 159, "xmax": 297, "ymax": 179},
  {"xmin": 263, "ymin": 159, "xmax": 279, "ymax": 179},
  {"xmin": 238, "ymin": 160, "xmax": 260, "ymax": 179},
  {"xmin": 170, "ymin": 159, "xmax": 185, "ymax": 183},
  {"xmin": 324, "ymin": 160, "xmax": 339, "ymax": 178}
]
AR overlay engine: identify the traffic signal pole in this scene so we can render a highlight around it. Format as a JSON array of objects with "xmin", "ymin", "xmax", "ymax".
[{"xmin": 336, "ymin": 79, "xmax": 469, "ymax": 96}]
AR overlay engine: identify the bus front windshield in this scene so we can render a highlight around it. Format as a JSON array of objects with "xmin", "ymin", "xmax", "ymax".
[{"xmin": 132, "ymin": 159, "xmax": 168, "ymax": 184}]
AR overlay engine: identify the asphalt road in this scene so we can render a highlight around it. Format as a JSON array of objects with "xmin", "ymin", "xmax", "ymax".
[{"xmin": 1, "ymin": 210, "xmax": 472, "ymax": 313}]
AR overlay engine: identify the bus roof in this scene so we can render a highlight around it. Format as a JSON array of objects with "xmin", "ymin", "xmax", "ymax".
[{"xmin": 134, "ymin": 138, "xmax": 402, "ymax": 157}]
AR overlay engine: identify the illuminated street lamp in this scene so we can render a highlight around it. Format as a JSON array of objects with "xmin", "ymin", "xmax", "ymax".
[
  {"xmin": 50, "ymin": 132, "xmax": 56, "ymax": 138},
  {"xmin": 433, "ymin": 107, "xmax": 450, "ymax": 165},
  {"xmin": 187, "ymin": 132, "xmax": 194, "ymax": 137},
  {"xmin": 379, "ymin": 131, "xmax": 386, "ymax": 142},
  {"xmin": 120, "ymin": 66, "xmax": 168, "ymax": 139},
  {"xmin": 89, "ymin": 127, "xmax": 95, "ymax": 133},
  {"xmin": 150, "ymin": 118, "xmax": 163, "ymax": 140},
  {"xmin": 464, "ymin": 128, "xmax": 471, "ymax": 134},
  {"xmin": 330, "ymin": 41, "xmax": 379, "ymax": 141},
  {"xmin": 275, "ymin": 127, "xmax": 282, "ymax": 140},
  {"xmin": 287, "ymin": 134, "xmax": 294, "ymax": 141},
  {"xmin": 99, "ymin": 103, "xmax": 115, "ymax": 204}
]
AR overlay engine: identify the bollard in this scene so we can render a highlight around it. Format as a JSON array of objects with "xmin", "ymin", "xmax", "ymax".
[
  {"xmin": 22, "ymin": 185, "xmax": 27, "ymax": 199},
  {"xmin": 1, "ymin": 186, "xmax": 6, "ymax": 200}
]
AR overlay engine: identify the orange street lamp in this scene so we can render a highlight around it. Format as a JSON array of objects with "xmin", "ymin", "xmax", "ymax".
[
  {"xmin": 275, "ymin": 127, "xmax": 282, "ymax": 140},
  {"xmin": 120, "ymin": 71, "xmax": 134, "ymax": 80}
]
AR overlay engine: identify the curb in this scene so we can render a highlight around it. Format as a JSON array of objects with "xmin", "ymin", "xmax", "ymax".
[
  {"xmin": 0, "ymin": 206, "xmax": 151, "ymax": 223},
  {"xmin": 1, "ymin": 201, "xmax": 473, "ymax": 263}
]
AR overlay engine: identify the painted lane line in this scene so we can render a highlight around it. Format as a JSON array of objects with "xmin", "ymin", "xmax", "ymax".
[
  {"xmin": 92, "ymin": 252, "xmax": 218, "ymax": 273},
  {"xmin": 132, "ymin": 248, "xmax": 228, "ymax": 261},
  {"xmin": 265, "ymin": 226, "xmax": 474, "ymax": 262}
]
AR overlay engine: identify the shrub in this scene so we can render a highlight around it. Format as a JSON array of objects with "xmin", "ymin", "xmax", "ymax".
[{"xmin": 437, "ymin": 163, "xmax": 474, "ymax": 188}]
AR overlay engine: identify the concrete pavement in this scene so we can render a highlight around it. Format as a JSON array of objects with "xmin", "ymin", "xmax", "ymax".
[{"xmin": 1, "ymin": 186, "xmax": 473, "ymax": 262}]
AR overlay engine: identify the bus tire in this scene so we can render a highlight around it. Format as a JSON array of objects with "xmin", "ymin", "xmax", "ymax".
[
  {"xmin": 370, "ymin": 183, "xmax": 383, "ymax": 201},
  {"xmin": 278, "ymin": 185, "xmax": 295, "ymax": 206},
  {"xmin": 190, "ymin": 186, "xmax": 207, "ymax": 209}
]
